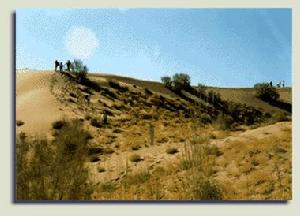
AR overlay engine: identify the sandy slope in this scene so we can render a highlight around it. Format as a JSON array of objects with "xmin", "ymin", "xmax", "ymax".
[{"xmin": 16, "ymin": 71, "xmax": 63, "ymax": 135}]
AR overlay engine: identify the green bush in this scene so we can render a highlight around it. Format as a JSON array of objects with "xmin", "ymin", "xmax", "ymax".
[
  {"xmin": 200, "ymin": 113, "xmax": 212, "ymax": 124},
  {"xmin": 254, "ymin": 82, "xmax": 279, "ymax": 102},
  {"xmin": 161, "ymin": 76, "xmax": 172, "ymax": 89},
  {"xmin": 72, "ymin": 59, "xmax": 88, "ymax": 82},
  {"xmin": 172, "ymin": 73, "xmax": 191, "ymax": 92}
]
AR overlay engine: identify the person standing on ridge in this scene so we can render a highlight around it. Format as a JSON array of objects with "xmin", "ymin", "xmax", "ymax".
[
  {"xmin": 66, "ymin": 60, "xmax": 71, "ymax": 72},
  {"xmin": 55, "ymin": 60, "xmax": 59, "ymax": 71},
  {"xmin": 59, "ymin": 62, "xmax": 63, "ymax": 72}
]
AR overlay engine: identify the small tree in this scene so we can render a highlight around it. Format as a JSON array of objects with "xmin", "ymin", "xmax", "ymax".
[
  {"xmin": 161, "ymin": 76, "xmax": 172, "ymax": 89},
  {"xmin": 172, "ymin": 73, "xmax": 191, "ymax": 92},
  {"xmin": 254, "ymin": 82, "xmax": 279, "ymax": 102},
  {"xmin": 73, "ymin": 59, "xmax": 88, "ymax": 82}
]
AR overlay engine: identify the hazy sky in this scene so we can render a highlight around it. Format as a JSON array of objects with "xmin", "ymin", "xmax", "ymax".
[{"xmin": 16, "ymin": 9, "xmax": 291, "ymax": 87}]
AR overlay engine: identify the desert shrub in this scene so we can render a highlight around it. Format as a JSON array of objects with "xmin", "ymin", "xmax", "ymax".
[
  {"xmin": 254, "ymin": 82, "xmax": 279, "ymax": 102},
  {"xmin": 16, "ymin": 120, "xmax": 92, "ymax": 200},
  {"xmin": 215, "ymin": 114, "xmax": 235, "ymax": 130},
  {"xmin": 180, "ymin": 159, "xmax": 193, "ymax": 170},
  {"xmin": 103, "ymin": 148, "xmax": 115, "ymax": 155},
  {"xmin": 97, "ymin": 167, "xmax": 106, "ymax": 173},
  {"xmin": 197, "ymin": 83, "xmax": 207, "ymax": 94},
  {"xmin": 90, "ymin": 117, "xmax": 102, "ymax": 128},
  {"xmin": 144, "ymin": 88, "xmax": 153, "ymax": 95},
  {"xmin": 72, "ymin": 59, "xmax": 88, "ymax": 82},
  {"xmin": 180, "ymin": 139, "xmax": 223, "ymax": 200},
  {"xmin": 129, "ymin": 154, "xmax": 142, "ymax": 162},
  {"xmin": 161, "ymin": 76, "xmax": 172, "ymax": 89},
  {"xmin": 131, "ymin": 143, "xmax": 141, "ymax": 151},
  {"xmin": 16, "ymin": 120, "xmax": 24, "ymax": 126},
  {"xmin": 207, "ymin": 145, "xmax": 223, "ymax": 157},
  {"xmin": 190, "ymin": 175, "xmax": 223, "ymax": 200},
  {"xmin": 108, "ymin": 80, "xmax": 128, "ymax": 92},
  {"xmin": 123, "ymin": 171, "xmax": 150, "ymax": 186},
  {"xmin": 172, "ymin": 73, "xmax": 191, "ymax": 92},
  {"xmin": 113, "ymin": 128, "xmax": 123, "ymax": 133},
  {"xmin": 166, "ymin": 147, "xmax": 179, "ymax": 155},
  {"xmin": 52, "ymin": 120, "xmax": 65, "ymax": 129},
  {"xmin": 99, "ymin": 182, "xmax": 117, "ymax": 192},
  {"xmin": 200, "ymin": 113, "xmax": 212, "ymax": 124},
  {"xmin": 90, "ymin": 156, "xmax": 100, "ymax": 162},
  {"xmin": 273, "ymin": 112, "xmax": 289, "ymax": 122}
]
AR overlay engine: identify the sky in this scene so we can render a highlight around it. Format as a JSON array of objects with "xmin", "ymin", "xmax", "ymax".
[{"xmin": 16, "ymin": 8, "xmax": 291, "ymax": 87}]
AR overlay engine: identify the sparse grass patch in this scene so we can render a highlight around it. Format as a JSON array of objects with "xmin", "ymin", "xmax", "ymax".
[
  {"xmin": 129, "ymin": 154, "xmax": 143, "ymax": 162},
  {"xmin": 190, "ymin": 174, "xmax": 223, "ymax": 200},
  {"xmin": 166, "ymin": 147, "xmax": 179, "ymax": 155},
  {"xmin": 52, "ymin": 120, "xmax": 66, "ymax": 129},
  {"xmin": 90, "ymin": 156, "xmax": 100, "ymax": 162},
  {"xmin": 97, "ymin": 166, "xmax": 105, "ymax": 173},
  {"xmin": 273, "ymin": 112, "xmax": 290, "ymax": 122},
  {"xmin": 207, "ymin": 145, "xmax": 223, "ymax": 157},
  {"xmin": 99, "ymin": 182, "xmax": 117, "ymax": 192},
  {"xmin": 123, "ymin": 170, "xmax": 150, "ymax": 186},
  {"xmin": 16, "ymin": 120, "xmax": 24, "ymax": 126},
  {"xmin": 131, "ymin": 143, "xmax": 141, "ymax": 151},
  {"xmin": 90, "ymin": 117, "xmax": 102, "ymax": 128}
]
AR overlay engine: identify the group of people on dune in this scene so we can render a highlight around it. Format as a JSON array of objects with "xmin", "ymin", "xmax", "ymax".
[
  {"xmin": 269, "ymin": 80, "xmax": 285, "ymax": 88},
  {"xmin": 55, "ymin": 60, "xmax": 72, "ymax": 72}
]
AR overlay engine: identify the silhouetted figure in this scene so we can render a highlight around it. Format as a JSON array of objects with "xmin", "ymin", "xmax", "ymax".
[
  {"xmin": 282, "ymin": 80, "xmax": 285, "ymax": 88},
  {"xmin": 59, "ymin": 62, "xmax": 63, "ymax": 72},
  {"xmin": 66, "ymin": 60, "xmax": 71, "ymax": 72},
  {"xmin": 55, "ymin": 60, "xmax": 59, "ymax": 71},
  {"xmin": 270, "ymin": 81, "xmax": 272, "ymax": 87}
]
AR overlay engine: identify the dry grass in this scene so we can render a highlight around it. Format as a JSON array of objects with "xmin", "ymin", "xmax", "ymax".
[{"xmin": 215, "ymin": 128, "xmax": 292, "ymax": 200}]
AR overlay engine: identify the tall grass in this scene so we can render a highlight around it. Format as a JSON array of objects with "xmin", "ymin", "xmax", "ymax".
[{"xmin": 180, "ymin": 136, "xmax": 223, "ymax": 200}]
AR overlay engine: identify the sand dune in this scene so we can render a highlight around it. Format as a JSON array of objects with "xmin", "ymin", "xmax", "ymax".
[{"xmin": 16, "ymin": 71, "xmax": 63, "ymax": 135}]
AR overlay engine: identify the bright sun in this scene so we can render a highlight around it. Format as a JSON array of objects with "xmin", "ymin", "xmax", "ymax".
[{"xmin": 65, "ymin": 26, "xmax": 99, "ymax": 60}]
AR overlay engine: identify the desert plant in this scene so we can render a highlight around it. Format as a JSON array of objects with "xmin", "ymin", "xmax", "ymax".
[
  {"xmin": 166, "ymin": 147, "xmax": 179, "ymax": 155},
  {"xmin": 90, "ymin": 117, "xmax": 102, "ymax": 128},
  {"xmin": 52, "ymin": 120, "xmax": 65, "ymax": 129},
  {"xmin": 123, "ymin": 170, "xmax": 150, "ymax": 186},
  {"xmin": 129, "ymin": 154, "xmax": 142, "ymax": 162},
  {"xmin": 273, "ymin": 112, "xmax": 289, "ymax": 122},
  {"xmin": 190, "ymin": 175, "xmax": 223, "ymax": 200},
  {"xmin": 72, "ymin": 59, "xmax": 88, "ymax": 82},
  {"xmin": 131, "ymin": 143, "xmax": 141, "ymax": 151},
  {"xmin": 215, "ymin": 114, "xmax": 234, "ymax": 130},
  {"xmin": 172, "ymin": 73, "xmax": 191, "ymax": 92},
  {"xmin": 254, "ymin": 82, "xmax": 279, "ymax": 102},
  {"xmin": 180, "ymin": 137, "xmax": 223, "ymax": 200},
  {"xmin": 16, "ymin": 120, "xmax": 93, "ymax": 200},
  {"xmin": 97, "ymin": 166, "xmax": 106, "ymax": 173},
  {"xmin": 200, "ymin": 113, "xmax": 212, "ymax": 124},
  {"xmin": 16, "ymin": 120, "xmax": 24, "ymax": 126},
  {"xmin": 161, "ymin": 76, "xmax": 172, "ymax": 89}
]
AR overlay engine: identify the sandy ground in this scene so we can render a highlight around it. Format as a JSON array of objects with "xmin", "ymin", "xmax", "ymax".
[{"xmin": 16, "ymin": 71, "xmax": 64, "ymax": 135}]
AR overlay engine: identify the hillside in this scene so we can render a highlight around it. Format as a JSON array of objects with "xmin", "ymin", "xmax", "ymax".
[
  {"xmin": 211, "ymin": 87, "xmax": 292, "ymax": 114},
  {"xmin": 90, "ymin": 73, "xmax": 291, "ymax": 115},
  {"xmin": 15, "ymin": 70, "xmax": 292, "ymax": 200}
]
